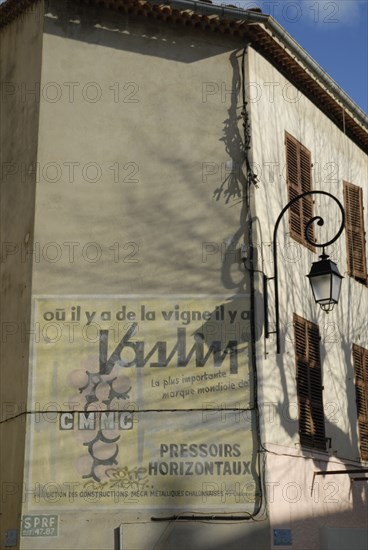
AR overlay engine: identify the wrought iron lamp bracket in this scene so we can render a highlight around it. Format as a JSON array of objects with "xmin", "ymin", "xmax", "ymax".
[{"xmin": 265, "ymin": 190, "xmax": 345, "ymax": 354}]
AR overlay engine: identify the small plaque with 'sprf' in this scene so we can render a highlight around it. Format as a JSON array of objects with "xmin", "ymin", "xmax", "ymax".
[{"xmin": 273, "ymin": 529, "xmax": 292, "ymax": 546}]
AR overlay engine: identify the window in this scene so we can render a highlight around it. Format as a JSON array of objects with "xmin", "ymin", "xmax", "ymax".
[
  {"xmin": 285, "ymin": 132, "xmax": 315, "ymax": 251},
  {"xmin": 343, "ymin": 181, "xmax": 367, "ymax": 283},
  {"xmin": 294, "ymin": 314, "xmax": 325, "ymax": 450},
  {"xmin": 352, "ymin": 344, "xmax": 368, "ymax": 461}
]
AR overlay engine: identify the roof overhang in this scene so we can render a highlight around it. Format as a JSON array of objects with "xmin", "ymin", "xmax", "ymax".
[{"xmin": 1, "ymin": 0, "xmax": 367, "ymax": 153}]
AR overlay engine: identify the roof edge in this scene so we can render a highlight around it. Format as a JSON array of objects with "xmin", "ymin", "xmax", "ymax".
[
  {"xmin": 1, "ymin": 0, "xmax": 367, "ymax": 139},
  {"xmin": 159, "ymin": 0, "xmax": 367, "ymax": 130},
  {"xmin": 265, "ymin": 16, "xmax": 368, "ymax": 130}
]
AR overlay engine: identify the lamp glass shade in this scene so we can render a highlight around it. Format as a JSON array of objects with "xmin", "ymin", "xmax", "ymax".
[
  {"xmin": 311, "ymin": 273, "xmax": 331, "ymax": 303},
  {"xmin": 331, "ymin": 271, "xmax": 343, "ymax": 302},
  {"xmin": 307, "ymin": 257, "xmax": 343, "ymax": 312}
]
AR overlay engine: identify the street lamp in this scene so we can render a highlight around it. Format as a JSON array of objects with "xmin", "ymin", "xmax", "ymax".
[
  {"xmin": 307, "ymin": 253, "xmax": 343, "ymax": 313},
  {"xmin": 265, "ymin": 190, "xmax": 345, "ymax": 353}
]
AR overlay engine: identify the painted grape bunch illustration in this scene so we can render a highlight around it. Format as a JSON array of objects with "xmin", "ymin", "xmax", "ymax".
[{"xmin": 67, "ymin": 356, "xmax": 132, "ymax": 482}]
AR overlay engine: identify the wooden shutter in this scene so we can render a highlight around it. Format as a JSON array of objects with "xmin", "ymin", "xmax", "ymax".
[
  {"xmin": 285, "ymin": 132, "xmax": 315, "ymax": 251},
  {"xmin": 353, "ymin": 344, "xmax": 368, "ymax": 461},
  {"xmin": 343, "ymin": 181, "xmax": 367, "ymax": 282},
  {"xmin": 294, "ymin": 314, "xmax": 325, "ymax": 450}
]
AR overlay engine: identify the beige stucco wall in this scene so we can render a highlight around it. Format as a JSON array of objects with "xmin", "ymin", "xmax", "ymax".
[
  {"xmin": 3, "ymin": 2, "xmax": 366, "ymax": 549},
  {"xmin": 247, "ymin": 46, "xmax": 368, "ymax": 549},
  {"xmin": 0, "ymin": 3, "xmax": 43, "ymax": 548},
  {"xmin": 18, "ymin": 2, "xmax": 268, "ymax": 549},
  {"xmin": 32, "ymin": 3, "xmax": 247, "ymax": 297}
]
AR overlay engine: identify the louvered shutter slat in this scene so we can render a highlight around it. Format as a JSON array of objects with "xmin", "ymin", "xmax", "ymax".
[
  {"xmin": 359, "ymin": 423, "xmax": 368, "ymax": 459},
  {"xmin": 294, "ymin": 314, "xmax": 325, "ymax": 450},
  {"xmin": 300, "ymin": 146, "xmax": 315, "ymax": 245},
  {"xmin": 352, "ymin": 344, "xmax": 368, "ymax": 461},
  {"xmin": 343, "ymin": 182, "xmax": 367, "ymax": 281},
  {"xmin": 285, "ymin": 132, "xmax": 314, "ymax": 251},
  {"xmin": 289, "ymin": 188, "xmax": 303, "ymax": 237},
  {"xmin": 286, "ymin": 134, "xmax": 303, "ymax": 240},
  {"xmin": 286, "ymin": 139, "xmax": 299, "ymax": 188},
  {"xmin": 356, "ymin": 387, "xmax": 367, "ymax": 418}
]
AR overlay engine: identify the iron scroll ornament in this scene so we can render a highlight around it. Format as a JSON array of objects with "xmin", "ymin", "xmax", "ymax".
[{"xmin": 266, "ymin": 190, "xmax": 346, "ymax": 354}]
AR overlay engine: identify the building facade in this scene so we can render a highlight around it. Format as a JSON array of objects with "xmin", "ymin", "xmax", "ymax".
[{"xmin": 1, "ymin": 1, "xmax": 367, "ymax": 549}]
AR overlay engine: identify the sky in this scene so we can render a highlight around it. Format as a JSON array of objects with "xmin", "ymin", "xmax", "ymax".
[{"xmin": 213, "ymin": 0, "xmax": 368, "ymax": 113}]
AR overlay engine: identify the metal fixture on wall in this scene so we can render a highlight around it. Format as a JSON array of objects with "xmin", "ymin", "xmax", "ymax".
[{"xmin": 265, "ymin": 190, "xmax": 345, "ymax": 354}]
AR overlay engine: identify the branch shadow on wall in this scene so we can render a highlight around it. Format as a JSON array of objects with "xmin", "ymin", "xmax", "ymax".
[
  {"xmin": 44, "ymin": 0, "xmax": 238, "ymax": 62},
  {"xmin": 263, "ymin": 206, "xmax": 366, "ymax": 509}
]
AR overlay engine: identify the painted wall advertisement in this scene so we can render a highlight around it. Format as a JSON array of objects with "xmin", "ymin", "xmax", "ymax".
[{"xmin": 24, "ymin": 296, "xmax": 258, "ymax": 511}]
